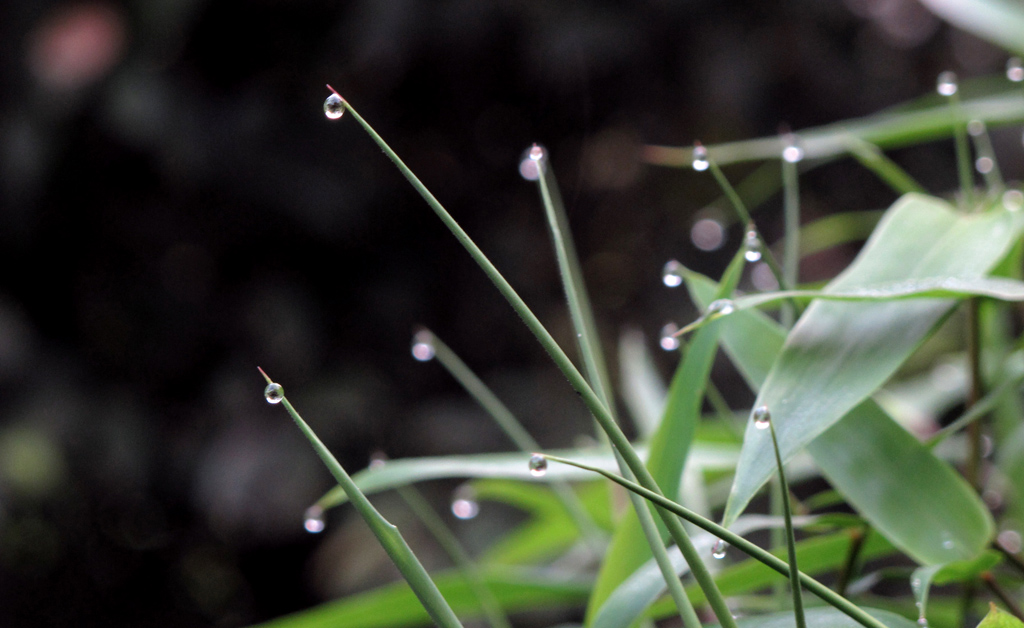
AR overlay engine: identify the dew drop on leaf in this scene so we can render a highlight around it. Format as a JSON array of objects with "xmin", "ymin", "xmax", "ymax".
[
  {"xmin": 323, "ymin": 93, "xmax": 344, "ymax": 120},
  {"xmin": 662, "ymin": 260, "xmax": 683, "ymax": 287},
  {"xmin": 264, "ymin": 382, "xmax": 284, "ymax": 404},
  {"xmin": 528, "ymin": 453, "xmax": 548, "ymax": 477},
  {"xmin": 304, "ymin": 505, "xmax": 326, "ymax": 533}
]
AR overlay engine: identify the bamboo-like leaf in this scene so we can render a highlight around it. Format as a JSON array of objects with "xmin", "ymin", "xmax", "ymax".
[
  {"xmin": 911, "ymin": 551, "xmax": 1003, "ymax": 624},
  {"xmin": 918, "ymin": 0, "xmax": 1024, "ymax": 57},
  {"xmin": 722, "ymin": 194, "xmax": 1024, "ymax": 528},
  {"xmin": 587, "ymin": 250, "xmax": 746, "ymax": 622},
  {"xmin": 251, "ymin": 568, "xmax": 591, "ymax": 628},
  {"xmin": 685, "ymin": 269, "xmax": 997, "ymax": 565},
  {"xmin": 731, "ymin": 607, "xmax": 921, "ymax": 628},
  {"xmin": 644, "ymin": 84, "xmax": 1024, "ymax": 167}
]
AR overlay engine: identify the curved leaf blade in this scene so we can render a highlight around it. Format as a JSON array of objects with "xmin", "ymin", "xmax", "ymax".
[{"xmin": 724, "ymin": 194, "xmax": 1023, "ymax": 527}]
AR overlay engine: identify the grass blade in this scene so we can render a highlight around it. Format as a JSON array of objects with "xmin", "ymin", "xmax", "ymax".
[
  {"xmin": 258, "ymin": 369, "xmax": 463, "ymax": 628},
  {"xmin": 331, "ymin": 90, "xmax": 740, "ymax": 628},
  {"xmin": 764, "ymin": 413, "xmax": 806, "ymax": 628},
  {"xmin": 540, "ymin": 453, "xmax": 891, "ymax": 628},
  {"xmin": 844, "ymin": 135, "xmax": 927, "ymax": 196}
]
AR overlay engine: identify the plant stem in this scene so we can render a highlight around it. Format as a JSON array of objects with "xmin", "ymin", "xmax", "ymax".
[
  {"xmin": 836, "ymin": 524, "xmax": 869, "ymax": 597},
  {"xmin": 767, "ymin": 420, "xmax": 807, "ymax": 628},
  {"xmin": 543, "ymin": 453, "xmax": 893, "ymax": 628},
  {"xmin": 259, "ymin": 369, "xmax": 464, "ymax": 628},
  {"xmin": 396, "ymin": 485, "xmax": 512, "ymax": 628},
  {"xmin": 782, "ymin": 157, "xmax": 800, "ymax": 328},
  {"xmin": 948, "ymin": 90, "xmax": 975, "ymax": 210},
  {"xmin": 981, "ymin": 572, "xmax": 1024, "ymax": 620},
  {"xmin": 335, "ymin": 92, "xmax": 738, "ymax": 628},
  {"xmin": 966, "ymin": 299, "xmax": 984, "ymax": 493}
]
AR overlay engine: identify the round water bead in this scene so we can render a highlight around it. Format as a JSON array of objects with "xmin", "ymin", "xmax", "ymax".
[
  {"xmin": 264, "ymin": 382, "xmax": 284, "ymax": 404},
  {"xmin": 662, "ymin": 260, "xmax": 684, "ymax": 287},
  {"xmin": 528, "ymin": 453, "xmax": 548, "ymax": 477},
  {"xmin": 936, "ymin": 71, "xmax": 958, "ymax": 97},
  {"xmin": 782, "ymin": 137, "xmax": 804, "ymax": 163},
  {"xmin": 519, "ymin": 144, "xmax": 547, "ymax": 180},
  {"xmin": 323, "ymin": 93, "xmax": 344, "ymax": 120},
  {"xmin": 451, "ymin": 485, "xmax": 480, "ymax": 520},
  {"xmin": 411, "ymin": 330, "xmax": 435, "ymax": 362},
  {"xmin": 705, "ymin": 298, "xmax": 735, "ymax": 318},
  {"xmin": 659, "ymin": 323, "xmax": 680, "ymax": 351},
  {"xmin": 304, "ymin": 505, "xmax": 326, "ymax": 534},
  {"xmin": 743, "ymin": 229, "xmax": 762, "ymax": 262},
  {"xmin": 692, "ymin": 143, "xmax": 709, "ymax": 171},
  {"xmin": 752, "ymin": 405, "xmax": 771, "ymax": 429},
  {"xmin": 711, "ymin": 539, "xmax": 727, "ymax": 559},
  {"xmin": 1008, "ymin": 57, "xmax": 1024, "ymax": 82}
]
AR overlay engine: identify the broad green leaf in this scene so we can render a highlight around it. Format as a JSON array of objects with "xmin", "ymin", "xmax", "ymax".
[
  {"xmin": 911, "ymin": 551, "xmax": 1002, "ymax": 622},
  {"xmin": 644, "ymin": 83, "xmax": 1024, "ymax": 166},
  {"xmin": 587, "ymin": 251, "xmax": 744, "ymax": 622},
  {"xmin": 728, "ymin": 607, "xmax": 920, "ymax": 628},
  {"xmin": 317, "ymin": 444, "xmax": 741, "ymax": 509},
  {"xmin": 977, "ymin": 603, "xmax": 1024, "ymax": 628},
  {"xmin": 685, "ymin": 264, "xmax": 996, "ymax": 566},
  {"xmin": 918, "ymin": 0, "xmax": 1024, "ymax": 57},
  {"xmin": 593, "ymin": 523, "xmax": 894, "ymax": 628},
  {"xmin": 724, "ymin": 194, "xmax": 1023, "ymax": 528},
  {"xmin": 252, "ymin": 568, "xmax": 591, "ymax": 628}
]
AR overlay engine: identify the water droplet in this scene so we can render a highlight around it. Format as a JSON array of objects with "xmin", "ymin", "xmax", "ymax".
[
  {"xmin": 712, "ymin": 539, "xmax": 727, "ymax": 559},
  {"xmin": 976, "ymin": 156, "xmax": 994, "ymax": 174},
  {"xmin": 323, "ymin": 93, "xmax": 344, "ymax": 120},
  {"xmin": 519, "ymin": 144, "xmax": 546, "ymax": 180},
  {"xmin": 659, "ymin": 323, "xmax": 680, "ymax": 351},
  {"xmin": 998, "ymin": 529, "xmax": 1022, "ymax": 553},
  {"xmin": 967, "ymin": 119, "xmax": 985, "ymax": 137},
  {"xmin": 743, "ymin": 229, "xmax": 762, "ymax": 262},
  {"xmin": 691, "ymin": 217, "xmax": 725, "ymax": 251},
  {"xmin": 705, "ymin": 299, "xmax": 735, "ymax": 319},
  {"xmin": 1008, "ymin": 57, "xmax": 1024, "ymax": 82},
  {"xmin": 917, "ymin": 616, "xmax": 928, "ymax": 627},
  {"xmin": 1002, "ymin": 189, "xmax": 1023, "ymax": 211},
  {"xmin": 936, "ymin": 71, "xmax": 958, "ymax": 97},
  {"xmin": 264, "ymin": 382, "xmax": 284, "ymax": 404},
  {"xmin": 304, "ymin": 505, "xmax": 326, "ymax": 533},
  {"xmin": 411, "ymin": 330, "xmax": 435, "ymax": 362},
  {"xmin": 692, "ymin": 142, "xmax": 709, "ymax": 171},
  {"xmin": 752, "ymin": 406, "xmax": 771, "ymax": 429},
  {"xmin": 662, "ymin": 260, "xmax": 684, "ymax": 287},
  {"xmin": 940, "ymin": 532, "xmax": 955, "ymax": 550},
  {"xmin": 451, "ymin": 485, "xmax": 479, "ymax": 520},
  {"xmin": 528, "ymin": 453, "xmax": 548, "ymax": 477},
  {"xmin": 782, "ymin": 136, "xmax": 804, "ymax": 163}
]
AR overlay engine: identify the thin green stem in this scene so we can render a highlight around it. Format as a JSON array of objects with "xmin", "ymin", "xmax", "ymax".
[
  {"xmin": 948, "ymin": 89, "xmax": 975, "ymax": 210},
  {"xmin": 334, "ymin": 91, "xmax": 737, "ymax": 628},
  {"xmin": 535, "ymin": 149, "xmax": 699, "ymax": 627},
  {"xmin": 966, "ymin": 299, "xmax": 984, "ymax": 493},
  {"xmin": 967, "ymin": 120, "xmax": 1005, "ymax": 195},
  {"xmin": 542, "ymin": 453, "xmax": 892, "ymax": 628},
  {"xmin": 981, "ymin": 572, "xmax": 1024, "ymax": 620},
  {"xmin": 835, "ymin": 524, "xmax": 870, "ymax": 597},
  {"xmin": 396, "ymin": 485, "xmax": 511, "ymax": 628},
  {"xmin": 767, "ymin": 420, "xmax": 807, "ymax": 628},
  {"xmin": 259, "ymin": 369, "xmax": 463, "ymax": 628},
  {"xmin": 782, "ymin": 157, "xmax": 800, "ymax": 328},
  {"xmin": 422, "ymin": 329, "xmax": 605, "ymax": 550},
  {"xmin": 707, "ymin": 158, "xmax": 787, "ymax": 290},
  {"xmin": 843, "ymin": 135, "xmax": 926, "ymax": 196}
]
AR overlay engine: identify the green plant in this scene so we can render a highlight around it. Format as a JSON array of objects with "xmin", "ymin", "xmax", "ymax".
[{"xmin": 257, "ymin": 8, "xmax": 1024, "ymax": 628}]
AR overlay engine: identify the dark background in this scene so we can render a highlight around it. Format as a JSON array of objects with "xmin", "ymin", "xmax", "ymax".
[{"xmin": 0, "ymin": 1, "xmax": 1016, "ymax": 626}]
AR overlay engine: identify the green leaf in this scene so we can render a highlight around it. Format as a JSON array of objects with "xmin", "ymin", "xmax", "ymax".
[
  {"xmin": 316, "ymin": 443, "xmax": 741, "ymax": 510},
  {"xmin": 644, "ymin": 83, "xmax": 1024, "ymax": 166},
  {"xmin": 594, "ymin": 524, "xmax": 895, "ymax": 628},
  {"xmin": 684, "ymin": 260, "xmax": 996, "ymax": 565},
  {"xmin": 918, "ymin": 0, "xmax": 1024, "ymax": 57},
  {"xmin": 911, "ymin": 551, "xmax": 1003, "ymax": 622},
  {"xmin": 251, "ymin": 568, "xmax": 591, "ymax": 628},
  {"xmin": 728, "ymin": 607, "xmax": 921, "ymax": 628},
  {"xmin": 977, "ymin": 603, "xmax": 1024, "ymax": 628},
  {"xmin": 587, "ymin": 251, "xmax": 745, "ymax": 622},
  {"xmin": 723, "ymin": 194, "xmax": 1023, "ymax": 528}
]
